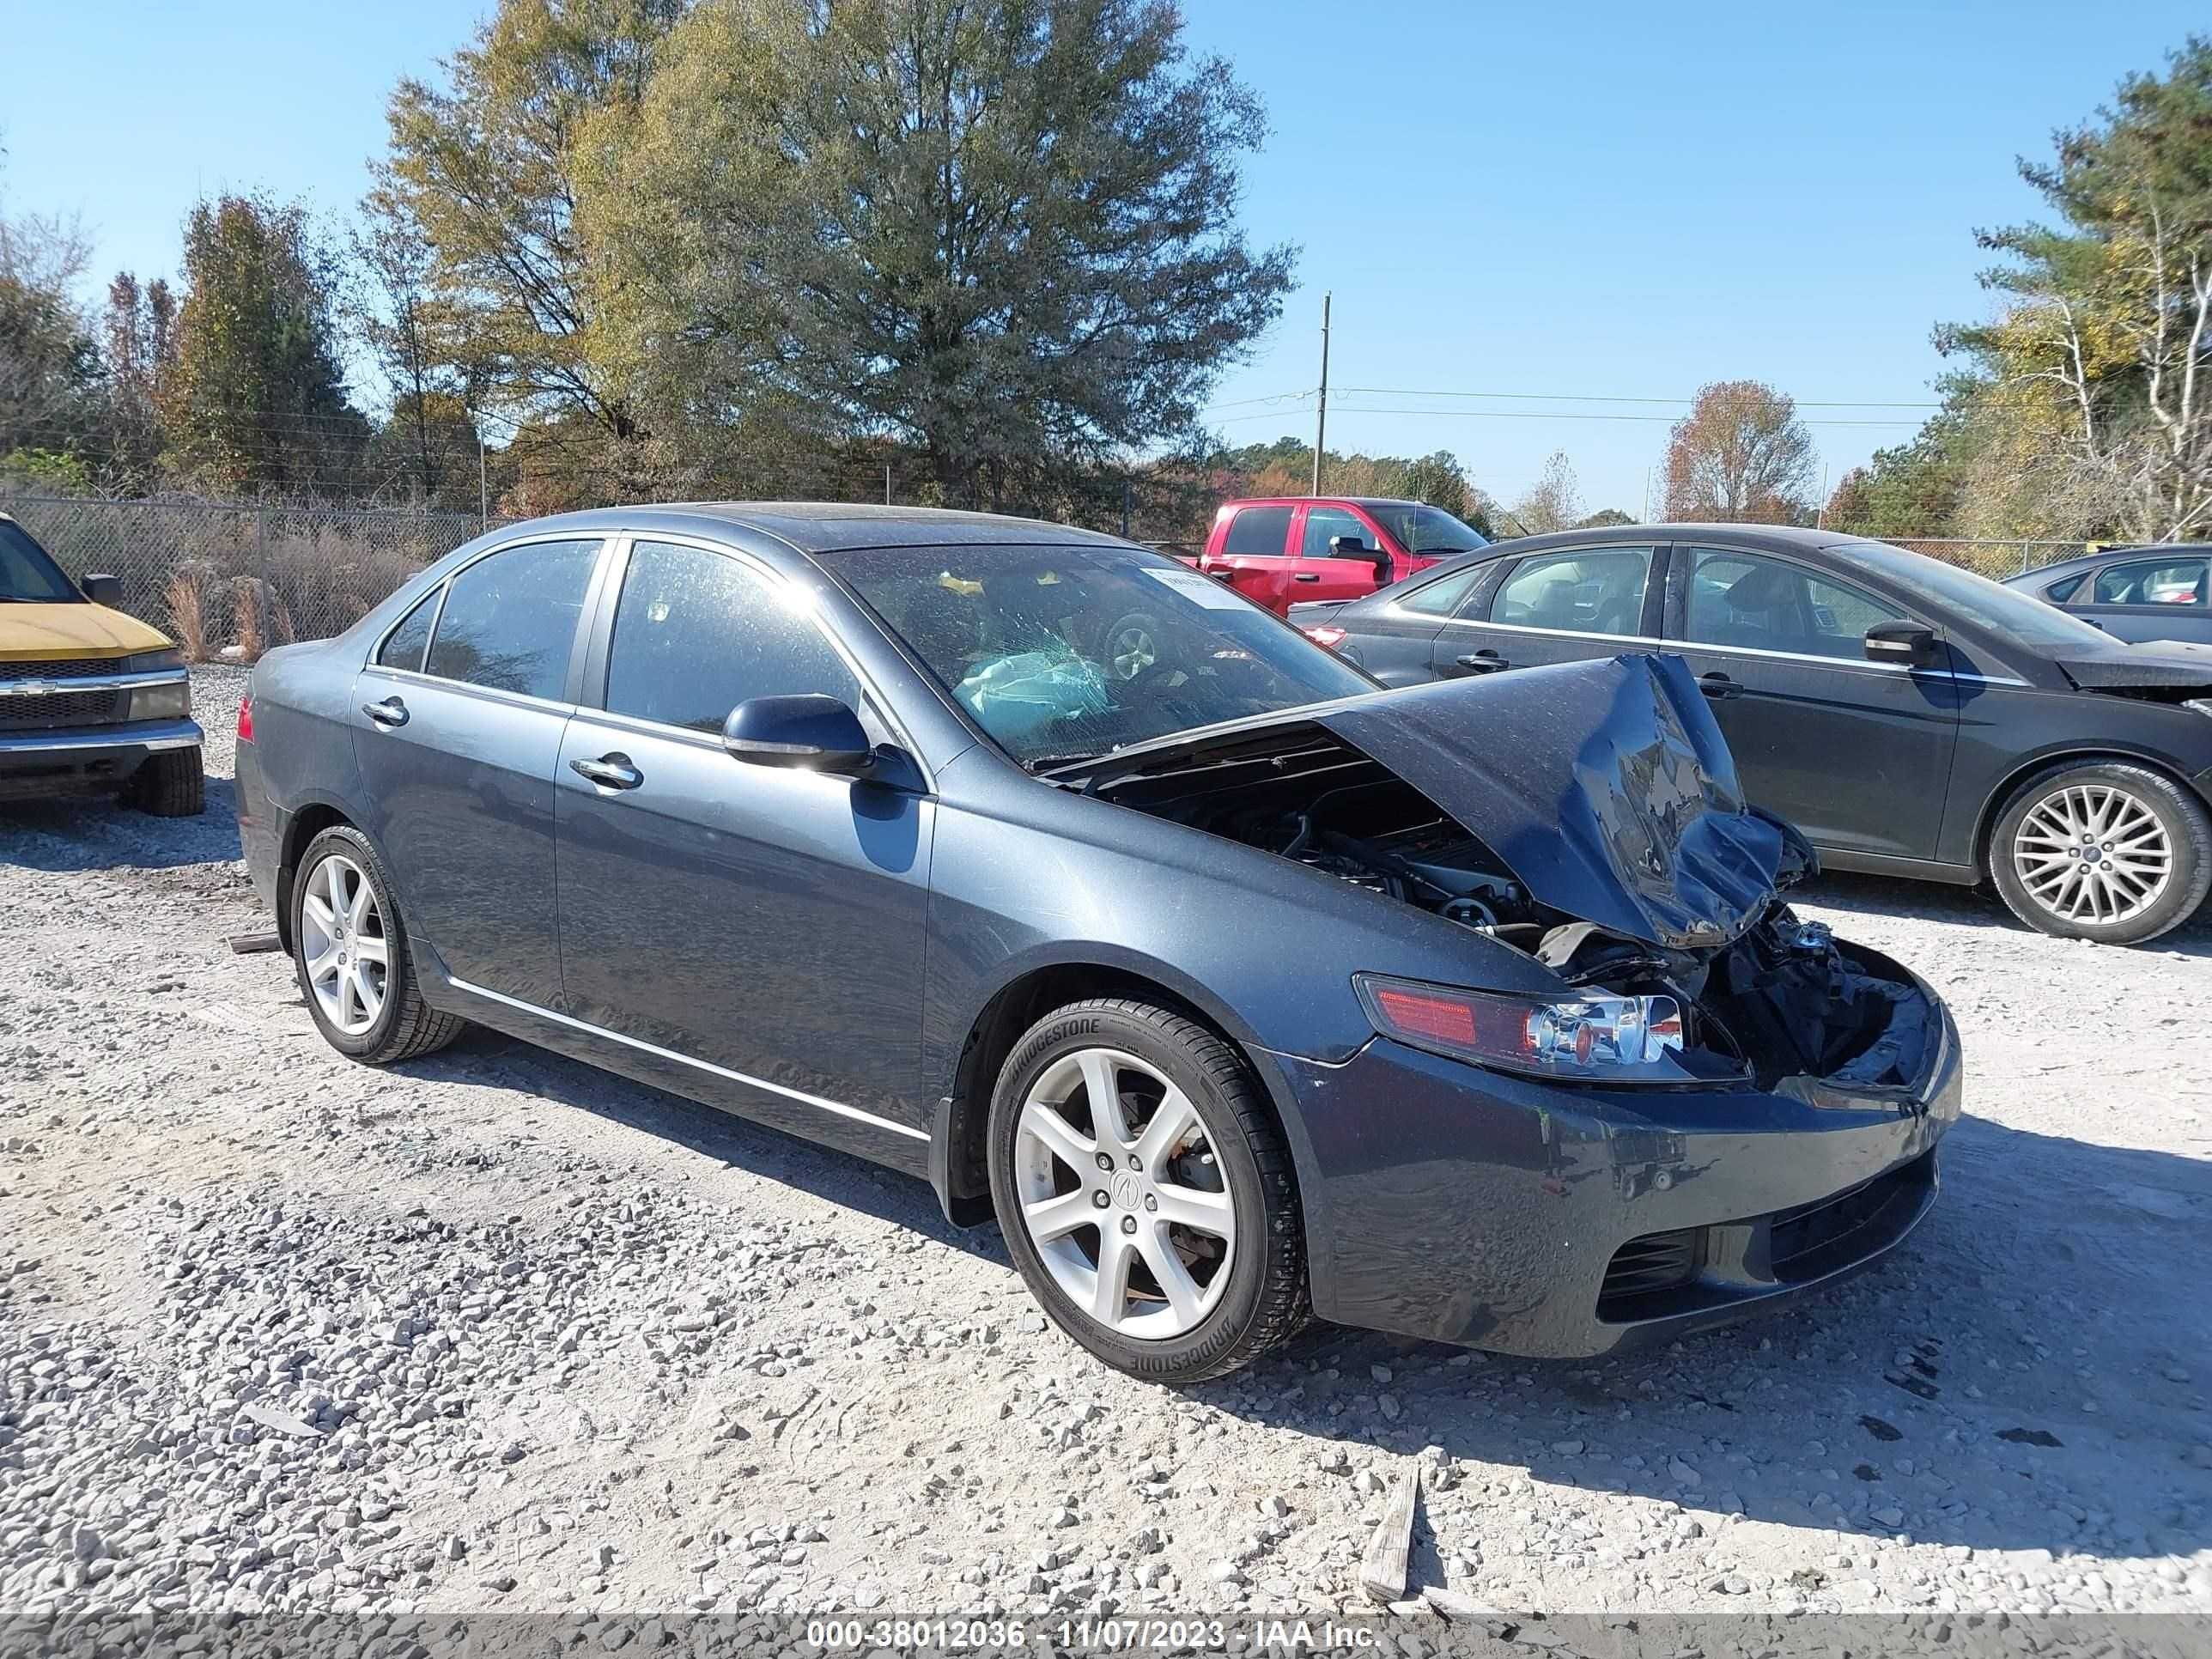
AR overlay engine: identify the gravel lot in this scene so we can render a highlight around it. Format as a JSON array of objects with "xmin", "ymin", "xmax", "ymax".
[{"xmin": 3, "ymin": 669, "xmax": 2209, "ymax": 1635}]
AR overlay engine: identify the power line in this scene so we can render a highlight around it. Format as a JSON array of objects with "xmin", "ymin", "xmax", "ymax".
[
  {"xmin": 1231, "ymin": 404, "xmax": 1924, "ymax": 429},
  {"xmin": 1334, "ymin": 386, "xmax": 1946, "ymax": 410}
]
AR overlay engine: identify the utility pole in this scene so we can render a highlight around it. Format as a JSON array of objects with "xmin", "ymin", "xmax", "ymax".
[
  {"xmin": 478, "ymin": 429, "xmax": 489, "ymax": 529},
  {"xmin": 1814, "ymin": 460, "xmax": 1829, "ymax": 529},
  {"xmin": 884, "ymin": 464, "xmax": 892, "ymax": 506},
  {"xmin": 1311, "ymin": 292, "xmax": 1331, "ymax": 495}
]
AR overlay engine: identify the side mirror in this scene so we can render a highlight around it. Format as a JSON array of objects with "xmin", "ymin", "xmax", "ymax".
[
  {"xmin": 721, "ymin": 694, "xmax": 874, "ymax": 774},
  {"xmin": 1864, "ymin": 620, "xmax": 1940, "ymax": 667},
  {"xmin": 81, "ymin": 573, "xmax": 122, "ymax": 606}
]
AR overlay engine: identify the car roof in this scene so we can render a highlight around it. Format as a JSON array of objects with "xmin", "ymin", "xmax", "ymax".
[
  {"xmin": 493, "ymin": 501, "xmax": 1130, "ymax": 555},
  {"xmin": 1474, "ymin": 522, "xmax": 1876, "ymax": 556},
  {"xmin": 1220, "ymin": 495, "xmax": 1431, "ymax": 511}
]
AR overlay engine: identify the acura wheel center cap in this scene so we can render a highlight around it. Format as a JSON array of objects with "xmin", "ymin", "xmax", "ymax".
[{"xmin": 1111, "ymin": 1172, "xmax": 1142, "ymax": 1209}]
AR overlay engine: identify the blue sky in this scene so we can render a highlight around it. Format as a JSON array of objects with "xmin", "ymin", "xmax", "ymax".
[{"xmin": 3, "ymin": 1, "xmax": 2203, "ymax": 514}]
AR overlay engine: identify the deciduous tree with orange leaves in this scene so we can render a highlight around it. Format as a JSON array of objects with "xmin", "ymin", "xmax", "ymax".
[{"xmin": 1662, "ymin": 380, "xmax": 1816, "ymax": 524}]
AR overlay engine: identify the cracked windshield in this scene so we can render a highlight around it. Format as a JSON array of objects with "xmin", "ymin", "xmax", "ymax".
[{"xmin": 825, "ymin": 544, "xmax": 1374, "ymax": 768}]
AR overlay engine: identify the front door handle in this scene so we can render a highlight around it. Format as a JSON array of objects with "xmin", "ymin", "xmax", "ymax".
[
  {"xmin": 1292, "ymin": 571, "xmax": 1322, "ymax": 583},
  {"xmin": 1454, "ymin": 650, "xmax": 1507, "ymax": 674},
  {"xmin": 1698, "ymin": 671, "xmax": 1741, "ymax": 700},
  {"xmin": 570, "ymin": 753, "xmax": 643, "ymax": 790},
  {"xmin": 362, "ymin": 696, "xmax": 409, "ymax": 727}
]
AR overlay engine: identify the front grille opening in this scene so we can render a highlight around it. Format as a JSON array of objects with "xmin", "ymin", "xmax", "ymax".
[
  {"xmin": 1598, "ymin": 1226, "xmax": 1703, "ymax": 1318},
  {"xmin": 1769, "ymin": 1151, "xmax": 1934, "ymax": 1283},
  {"xmin": 0, "ymin": 688, "xmax": 127, "ymax": 729},
  {"xmin": 8, "ymin": 657, "xmax": 125, "ymax": 680}
]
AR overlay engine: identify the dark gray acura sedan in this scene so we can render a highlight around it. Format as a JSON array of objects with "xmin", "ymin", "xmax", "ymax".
[{"xmin": 236, "ymin": 505, "xmax": 1959, "ymax": 1382}]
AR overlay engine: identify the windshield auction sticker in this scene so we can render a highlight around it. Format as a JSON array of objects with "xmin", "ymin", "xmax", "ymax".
[{"xmin": 1140, "ymin": 565, "xmax": 1248, "ymax": 608}]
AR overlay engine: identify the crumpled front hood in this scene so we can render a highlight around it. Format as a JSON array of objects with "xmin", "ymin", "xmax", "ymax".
[
  {"xmin": 2051, "ymin": 639, "xmax": 2212, "ymax": 693},
  {"xmin": 1311, "ymin": 654, "xmax": 1804, "ymax": 951}
]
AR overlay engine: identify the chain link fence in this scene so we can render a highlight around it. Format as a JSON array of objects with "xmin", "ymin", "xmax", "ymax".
[
  {"xmin": 0, "ymin": 495, "xmax": 507, "ymax": 661},
  {"xmin": 1881, "ymin": 538, "xmax": 2088, "ymax": 579},
  {"xmin": 0, "ymin": 489, "xmax": 2106, "ymax": 663}
]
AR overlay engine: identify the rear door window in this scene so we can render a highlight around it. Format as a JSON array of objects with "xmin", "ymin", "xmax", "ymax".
[
  {"xmin": 422, "ymin": 538, "xmax": 601, "ymax": 701},
  {"xmin": 1394, "ymin": 563, "xmax": 1486, "ymax": 617},
  {"xmin": 1492, "ymin": 547, "xmax": 1653, "ymax": 637},
  {"xmin": 376, "ymin": 590, "xmax": 441, "ymax": 672},
  {"xmin": 1221, "ymin": 506, "xmax": 1294, "ymax": 556}
]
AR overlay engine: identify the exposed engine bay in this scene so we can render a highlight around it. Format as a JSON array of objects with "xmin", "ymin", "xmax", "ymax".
[{"xmin": 1075, "ymin": 718, "xmax": 1936, "ymax": 1094}]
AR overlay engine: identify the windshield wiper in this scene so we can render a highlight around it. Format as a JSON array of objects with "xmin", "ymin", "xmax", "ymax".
[{"xmin": 1026, "ymin": 750, "xmax": 1105, "ymax": 774}]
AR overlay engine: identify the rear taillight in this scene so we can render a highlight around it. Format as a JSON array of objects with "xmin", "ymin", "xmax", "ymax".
[
  {"xmin": 236, "ymin": 696, "xmax": 254, "ymax": 743},
  {"xmin": 1303, "ymin": 625, "xmax": 1347, "ymax": 649}
]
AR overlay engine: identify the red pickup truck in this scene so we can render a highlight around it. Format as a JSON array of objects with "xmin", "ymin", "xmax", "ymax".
[{"xmin": 1194, "ymin": 496, "xmax": 1491, "ymax": 616}]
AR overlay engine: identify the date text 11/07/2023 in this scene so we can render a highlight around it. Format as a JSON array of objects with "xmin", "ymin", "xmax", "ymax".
[{"xmin": 806, "ymin": 1617, "xmax": 1382, "ymax": 1651}]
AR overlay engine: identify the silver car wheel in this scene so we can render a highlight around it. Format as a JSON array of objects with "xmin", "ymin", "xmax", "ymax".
[
  {"xmin": 2013, "ymin": 782, "xmax": 2174, "ymax": 926},
  {"xmin": 300, "ymin": 852, "xmax": 390, "ymax": 1036},
  {"xmin": 1012, "ymin": 1047, "xmax": 1236, "ymax": 1340}
]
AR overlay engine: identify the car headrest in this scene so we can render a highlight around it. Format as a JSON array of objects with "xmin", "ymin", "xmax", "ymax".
[{"xmin": 1723, "ymin": 564, "xmax": 1800, "ymax": 613}]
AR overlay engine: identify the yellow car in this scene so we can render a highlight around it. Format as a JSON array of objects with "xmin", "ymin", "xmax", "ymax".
[{"xmin": 0, "ymin": 513, "xmax": 203, "ymax": 816}]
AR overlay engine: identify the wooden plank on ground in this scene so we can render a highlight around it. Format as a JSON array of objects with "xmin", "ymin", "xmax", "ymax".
[{"xmin": 1358, "ymin": 1463, "xmax": 1419, "ymax": 1603}]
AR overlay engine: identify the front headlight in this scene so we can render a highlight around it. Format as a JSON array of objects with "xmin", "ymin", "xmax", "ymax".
[
  {"xmin": 1355, "ymin": 973, "xmax": 1717, "ymax": 1084},
  {"xmin": 121, "ymin": 649, "xmax": 191, "ymax": 720}
]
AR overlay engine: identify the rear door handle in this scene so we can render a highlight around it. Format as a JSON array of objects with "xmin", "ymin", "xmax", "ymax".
[
  {"xmin": 570, "ymin": 753, "xmax": 643, "ymax": 790},
  {"xmin": 1454, "ymin": 650, "xmax": 1507, "ymax": 673},
  {"xmin": 1292, "ymin": 572, "xmax": 1321, "ymax": 583},
  {"xmin": 362, "ymin": 696, "xmax": 409, "ymax": 727},
  {"xmin": 1698, "ymin": 671, "xmax": 1741, "ymax": 700}
]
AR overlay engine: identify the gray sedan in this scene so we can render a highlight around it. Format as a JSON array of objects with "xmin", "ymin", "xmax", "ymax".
[
  {"xmin": 2003, "ymin": 545, "xmax": 2212, "ymax": 647},
  {"xmin": 234, "ymin": 504, "xmax": 1957, "ymax": 1382}
]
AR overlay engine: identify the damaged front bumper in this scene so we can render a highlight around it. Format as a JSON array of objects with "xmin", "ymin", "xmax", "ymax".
[{"xmin": 1263, "ymin": 944, "xmax": 1961, "ymax": 1358}]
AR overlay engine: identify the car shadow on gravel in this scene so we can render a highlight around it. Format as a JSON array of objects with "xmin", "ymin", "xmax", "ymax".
[
  {"xmin": 403, "ymin": 1028, "xmax": 1009, "ymax": 1259},
  {"xmin": 0, "ymin": 776, "xmax": 242, "ymax": 870},
  {"xmin": 390, "ymin": 1017, "xmax": 2211, "ymax": 1566},
  {"xmin": 1185, "ymin": 1110, "xmax": 2212, "ymax": 1565},
  {"xmin": 1798, "ymin": 868, "xmax": 2212, "ymax": 957}
]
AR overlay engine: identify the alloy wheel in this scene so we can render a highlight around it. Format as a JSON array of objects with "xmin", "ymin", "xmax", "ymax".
[
  {"xmin": 300, "ymin": 853, "xmax": 390, "ymax": 1036},
  {"xmin": 1109, "ymin": 624, "xmax": 1158, "ymax": 682},
  {"xmin": 2012, "ymin": 782, "xmax": 2174, "ymax": 927},
  {"xmin": 1012, "ymin": 1047, "xmax": 1236, "ymax": 1339}
]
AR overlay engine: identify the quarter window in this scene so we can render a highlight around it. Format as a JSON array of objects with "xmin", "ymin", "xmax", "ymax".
[
  {"xmin": 2045, "ymin": 573, "xmax": 2087, "ymax": 605},
  {"xmin": 1220, "ymin": 506, "xmax": 1294, "ymax": 556},
  {"xmin": 422, "ymin": 538, "xmax": 601, "ymax": 701},
  {"xmin": 2092, "ymin": 556, "xmax": 2207, "ymax": 607},
  {"xmin": 1684, "ymin": 549, "xmax": 1905, "ymax": 661},
  {"xmin": 376, "ymin": 589, "xmax": 441, "ymax": 672},
  {"xmin": 1300, "ymin": 507, "xmax": 1373, "ymax": 559},
  {"xmin": 1492, "ymin": 547, "xmax": 1652, "ymax": 636},
  {"xmin": 605, "ymin": 540, "xmax": 860, "ymax": 733},
  {"xmin": 1395, "ymin": 563, "xmax": 1487, "ymax": 617}
]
